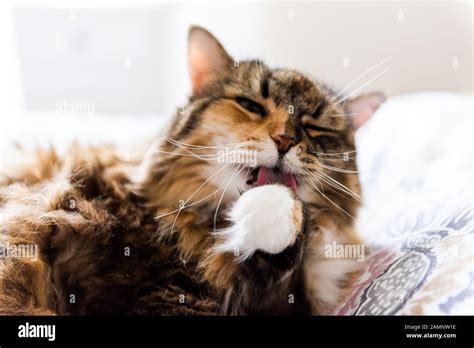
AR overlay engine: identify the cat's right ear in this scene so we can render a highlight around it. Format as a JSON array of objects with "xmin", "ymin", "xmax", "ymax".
[
  {"xmin": 346, "ymin": 92, "xmax": 386, "ymax": 130},
  {"xmin": 188, "ymin": 26, "xmax": 233, "ymax": 96}
]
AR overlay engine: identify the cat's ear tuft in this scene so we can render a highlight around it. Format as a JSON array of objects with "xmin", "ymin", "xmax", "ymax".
[
  {"xmin": 188, "ymin": 26, "xmax": 233, "ymax": 96},
  {"xmin": 346, "ymin": 92, "xmax": 386, "ymax": 130}
]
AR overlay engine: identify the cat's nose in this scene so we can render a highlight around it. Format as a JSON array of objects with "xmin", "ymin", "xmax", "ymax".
[{"xmin": 271, "ymin": 133, "xmax": 296, "ymax": 154}]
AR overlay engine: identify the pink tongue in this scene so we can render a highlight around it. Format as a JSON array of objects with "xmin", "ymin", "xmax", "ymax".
[{"xmin": 256, "ymin": 167, "xmax": 297, "ymax": 192}]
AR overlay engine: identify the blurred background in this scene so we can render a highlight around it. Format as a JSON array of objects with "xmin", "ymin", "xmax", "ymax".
[
  {"xmin": 0, "ymin": 0, "xmax": 472, "ymax": 316},
  {"xmin": 0, "ymin": 0, "xmax": 472, "ymax": 117},
  {"xmin": 0, "ymin": 0, "xmax": 472, "ymax": 161}
]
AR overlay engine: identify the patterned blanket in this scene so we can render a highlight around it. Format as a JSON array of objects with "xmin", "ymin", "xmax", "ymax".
[{"xmin": 337, "ymin": 92, "xmax": 473, "ymax": 315}]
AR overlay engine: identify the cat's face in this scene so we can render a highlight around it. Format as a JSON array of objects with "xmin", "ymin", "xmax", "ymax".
[{"xmin": 164, "ymin": 27, "xmax": 384, "ymax": 214}]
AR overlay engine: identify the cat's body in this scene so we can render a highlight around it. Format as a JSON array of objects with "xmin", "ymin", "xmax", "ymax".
[{"xmin": 0, "ymin": 27, "xmax": 384, "ymax": 315}]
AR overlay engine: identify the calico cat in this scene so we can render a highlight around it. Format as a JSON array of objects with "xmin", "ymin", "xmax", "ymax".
[{"xmin": 0, "ymin": 26, "xmax": 385, "ymax": 315}]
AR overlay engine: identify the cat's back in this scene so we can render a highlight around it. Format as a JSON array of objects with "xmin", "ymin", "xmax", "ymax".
[{"xmin": 0, "ymin": 144, "xmax": 159, "ymax": 314}]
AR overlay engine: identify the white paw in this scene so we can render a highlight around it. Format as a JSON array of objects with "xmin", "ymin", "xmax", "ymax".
[{"xmin": 215, "ymin": 185, "xmax": 303, "ymax": 260}]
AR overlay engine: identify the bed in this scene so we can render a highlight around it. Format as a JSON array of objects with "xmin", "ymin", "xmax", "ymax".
[{"xmin": 1, "ymin": 91, "xmax": 472, "ymax": 315}]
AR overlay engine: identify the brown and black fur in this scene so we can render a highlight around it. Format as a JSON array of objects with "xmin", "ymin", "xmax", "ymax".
[
  {"xmin": 0, "ymin": 144, "xmax": 307, "ymax": 315},
  {"xmin": 0, "ymin": 27, "xmax": 384, "ymax": 315}
]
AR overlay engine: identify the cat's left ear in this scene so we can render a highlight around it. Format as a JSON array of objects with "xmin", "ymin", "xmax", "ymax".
[
  {"xmin": 346, "ymin": 92, "xmax": 386, "ymax": 130},
  {"xmin": 188, "ymin": 26, "xmax": 233, "ymax": 96}
]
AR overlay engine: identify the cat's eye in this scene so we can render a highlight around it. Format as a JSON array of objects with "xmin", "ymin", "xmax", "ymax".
[
  {"xmin": 235, "ymin": 97, "xmax": 267, "ymax": 117},
  {"xmin": 305, "ymin": 124, "xmax": 334, "ymax": 133},
  {"xmin": 304, "ymin": 124, "xmax": 337, "ymax": 138}
]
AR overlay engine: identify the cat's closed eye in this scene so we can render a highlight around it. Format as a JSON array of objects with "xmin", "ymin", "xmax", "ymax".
[
  {"xmin": 304, "ymin": 124, "xmax": 337, "ymax": 138},
  {"xmin": 235, "ymin": 97, "xmax": 267, "ymax": 117}
]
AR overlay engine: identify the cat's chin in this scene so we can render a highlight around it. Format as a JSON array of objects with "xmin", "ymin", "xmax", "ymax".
[{"xmin": 246, "ymin": 166, "xmax": 297, "ymax": 193}]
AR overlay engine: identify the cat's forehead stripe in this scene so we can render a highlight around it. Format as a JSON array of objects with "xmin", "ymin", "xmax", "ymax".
[
  {"xmin": 266, "ymin": 69, "xmax": 325, "ymax": 112},
  {"xmin": 261, "ymin": 75, "xmax": 270, "ymax": 99}
]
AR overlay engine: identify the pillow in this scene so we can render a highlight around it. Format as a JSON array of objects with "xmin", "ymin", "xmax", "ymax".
[{"xmin": 335, "ymin": 92, "xmax": 473, "ymax": 315}]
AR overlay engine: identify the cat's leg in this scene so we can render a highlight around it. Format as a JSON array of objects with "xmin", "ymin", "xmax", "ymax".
[
  {"xmin": 203, "ymin": 185, "xmax": 309, "ymax": 314},
  {"xmin": 214, "ymin": 185, "xmax": 303, "ymax": 260},
  {"xmin": 302, "ymin": 218, "xmax": 364, "ymax": 314}
]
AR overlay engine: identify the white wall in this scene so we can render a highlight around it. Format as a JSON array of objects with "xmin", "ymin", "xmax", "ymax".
[
  {"xmin": 259, "ymin": 2, "xmax": 472, "ymax": 97},
  {"xmin": 10, "ymin": 1, "xmax": 473, "ymax": 117}
]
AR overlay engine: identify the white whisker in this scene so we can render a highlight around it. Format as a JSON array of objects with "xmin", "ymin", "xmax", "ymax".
[
  {"xmin": 303, "ymin": 169, "xmax": 355, "ymax": 219},
  {"xmin": 332, "ymin": 56, "xmax": 392, "ymax": 100},
  {"xmin": 154, "ymin": 169, "xmax": 237, "ymax": 220},
  {"xmin": 318, "ymin": 163, "xmax": 360, "ymax": 174},
  {"xmin": 318, "ymin": 171, "xmax": 361, "ymax": 202},
  {"xmin": 155, "ymin": 150, "xmax": 220, "ymax": 160},
  {"xmin": 169, "ymin": 163, "xmax": 231, "ymax": 234},
  {"xmin": 160, "ymin": 134, "xmax": 246, "ymax": 150},
  {"xmin": 336, "ymin": 65, "xmax": 393, "ymax": 105},
  {"xmin": 213, "ymin": 164, "xmax": 247, "ymax": 232},
  {"xmin": 312, "ymin": 150, "xmax": 357, "ymax": 157}
]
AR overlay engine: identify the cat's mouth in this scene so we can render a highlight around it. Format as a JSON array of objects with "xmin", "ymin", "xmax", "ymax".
[{"xmin": 246, "ymin": 166, "xmax": 297, "ymax": 192}]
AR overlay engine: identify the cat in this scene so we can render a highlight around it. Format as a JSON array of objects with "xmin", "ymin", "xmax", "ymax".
[{"xmin": 0, "ymin": 26, "xmax": 385, "ymax": 315}]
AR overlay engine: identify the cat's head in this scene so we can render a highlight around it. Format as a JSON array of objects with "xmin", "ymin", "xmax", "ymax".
[{"xmin": 162, "ymin": 26, "xmax": 385, "ymax": 216}]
